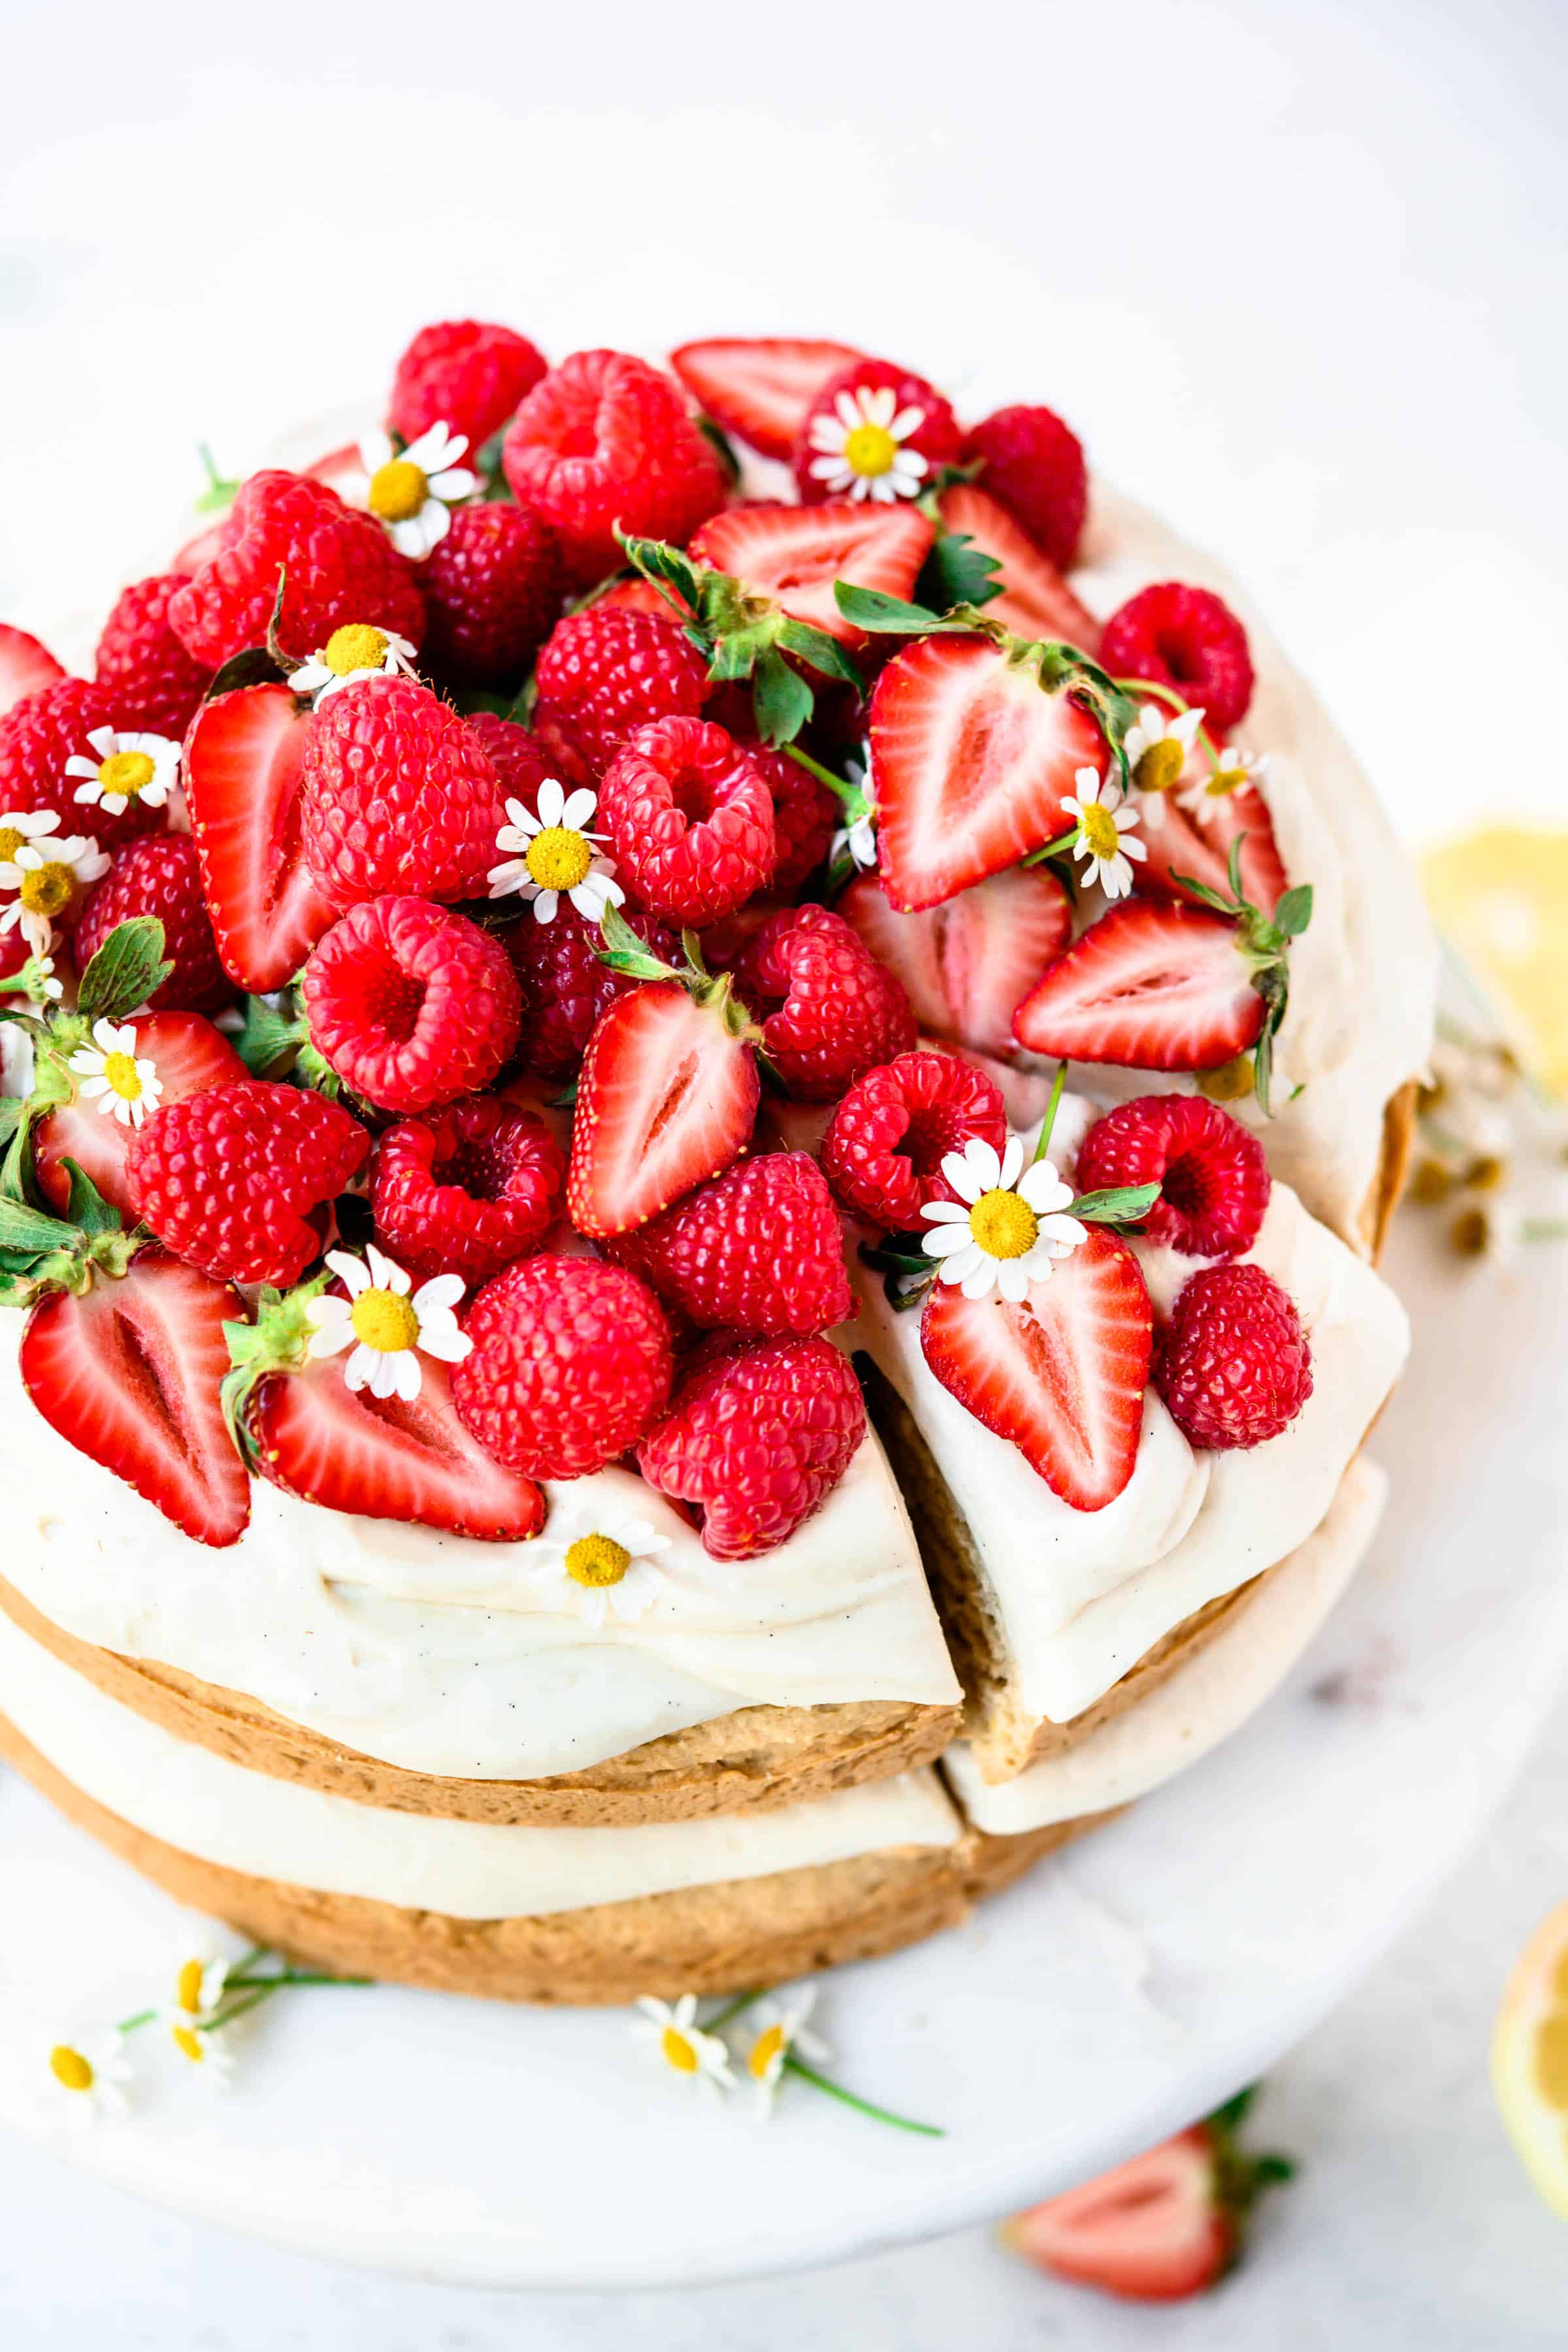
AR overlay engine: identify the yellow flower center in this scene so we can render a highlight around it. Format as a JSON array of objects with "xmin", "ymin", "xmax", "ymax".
[
  {"xmin": 1535, "ymin": 2013, "xmax": 1568, "ymax": 2108},
  {"xmin": 175, "ymin": 1959, "xmax": 206, "ymax": 2012},
  {"xmin": 1207, "ymin": 763, "xmax": 1247, "ymax": 798},
  {"xmin": 841, "ymin": 420, "xmax": 899, "ymax": 479},
  {"xmin": 749, "ymin": 2023, "xmax": 786, "ymax": 2080},
  {"xmin": 97, "ymin": 749, "xmax": 155, "ymax": 801},
  {"xmin": 1133, "ymin": 738, "xmax": 1184, "ymax": 795},
  {"xmin": 350, "ymin": 1288, "xmax": 420, "ymax": 1352},
  {"xmin": 1196, "ymin": 1054, "xmax": 1256, "ymax": 1104},
  {"xmin": 49, "ymin": 2044, "xmax": 94, "ymax": 2093},
  {"xmin": 367, "ymin": 458, "xmax": 427, "ymax": 521},
  {"xmin": 525, "ymin": 826, "xmax": 594, "ymax": 892},
  {"xmin": 661, "ymin": 2026, "xmax": 699, "ymax": 2074},
  {"xmin": 0, "ymin": 827, "xmax": 22, "ymax": 862},
  {"xmin": 171, "ymin": 2023, "xmax": 205, "ymax": 2065},
  {"xmin": 323, "ymin": 623, "xmax": 390, "ymax": 676},
  {"xmin": 20, "ymin": 861, "xmax": 74, "ymax": 916},
  {"xmin": 102, "ymin": 1050, "xmax": 144, "ymax": 1102},
  {"xmin": 564, "ymin": 1533, "xmax": 632, "ymax": 1589},
  {"xmin": 1078, "ymin": 802, "xmax": 1122, "ymax": 861},
  {"xmin": 969, "ymin": 1189, "xmax": 1039, "ymax": 1260}
]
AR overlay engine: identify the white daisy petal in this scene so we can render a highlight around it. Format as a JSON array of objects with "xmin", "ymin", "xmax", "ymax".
[
  {"xmin": 923, "ymin": 1222, "xmax": 979, "ymax": 1258},
  {"xmin": 999, "ymin": 1134, "xmax": 1024, "ymax": 1190},
  {"xmin": 960, "ymin": 1260, "xmax": 1000, "ymax": 1299},
  {"xmin": 941, "ymin": 1149, "xmax": 983, "ymax": 1204},
  {"xmin": 536, "ymin": 777, "xmax": 565, "ymax": 827},
  {"xmin": 325, "ymin": 1249, "xmax": 370, "ymax": 1296},
  {"xmin": 559, "ymin": 787, "xmax": 596, "ymax": 830},
  {"xmin": 966, "ymin": 1139, "xmax": 1003, "ymax": 1194},
  {"xmin": 531, "ymin": 889, "xmax": 559, "ymax": 924},
  {"xmin": 997, "ymin": 1260, "xmax": 1031, "ymax": 1303},
  {"xmin": 920, "ymin": 1198, "xmax": 973, "ymax": 1224}
]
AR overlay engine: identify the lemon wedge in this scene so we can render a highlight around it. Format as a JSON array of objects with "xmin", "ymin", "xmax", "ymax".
[
  {"xmin": 1492, "ymin": 1897, "xmax": 1568, "ymax": 2213},
  {"xmin": 1422, "ymin": 826, "xmax": 1568, "ymax": 1100}
]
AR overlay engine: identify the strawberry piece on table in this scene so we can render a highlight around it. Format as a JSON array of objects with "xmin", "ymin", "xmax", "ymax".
[
  {"xmin": 840, "ymin": 866, "xmax": 1072, "ymax": 1058},
  {"xmin": 936, "ymin": 484, "xmax": 1102, "ymax": 650},
  {"xmin": 184, "ymin": 682, "xmax": 337, "ymax": 993},
  {"xmin": 1012, "ymin": 898, "xmax": 1267, "ymax": 1072},
  {"xmin": 669, "ymin": 336, "xmax": 865, "ymax": 458},
  {"xmin": 34, "ymin": 1010, "xmax": 246, "ymax": 1216},
  {"xmin": 690, "ymin": 501, "xmax": 934, "ymax": 650},
  {"xmin": 0, "ymin": 623, "xmax": 66, "ymax": 721}
]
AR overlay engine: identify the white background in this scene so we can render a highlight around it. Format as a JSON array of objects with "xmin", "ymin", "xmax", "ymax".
[{"xmin": 1, "ymin": 0, "xmax": 1565, "ymax": 2340}]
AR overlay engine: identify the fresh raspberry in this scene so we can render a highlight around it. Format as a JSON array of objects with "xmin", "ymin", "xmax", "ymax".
[
  {"xmin": 124, "ymin": 1077, "xmax": 367, "ymax": 1288},
  {"xmin": 0, "ymin": 677, "xmax": 161, "ymax": 852},
  {"xmin": 506, "ymin": 896, "xmax": 677, "ymax": 1081},
  {"xmin": 598, "ymin": 717, "xmax": 774, "ymax": 928},
  {"xmin": 301, "ymin": 896, "xmax": 522, "ymax": 1115},
  {"xmin": 606, "ymin": 1153, "xmax": 853, "ymax": 1336},
  {"xmin": 531, "ymin": 606, "xmax": 710, "ymax": 789},
  {"xmin": 963, "ymin": 404, "xmax": 1088, "ymax": 570},
  {"xmin": 1075, "ymin": 1096, "xmax": 1270, "ymax": 1259},
  {"xmin": 793, "ymin": 357, "xmax": 962, "ymax": 507},
  {"xmin": 742, "ymin": 736, "xmax": 838, "ymax": 893},
  {"xmin": 370, "ymin": 1094, "xmax": 564, "ymax": 1284},
  {"xmin": 167, "ymin": 472, "xmax": 427, "ymax": 669},
  {"xmin": 300, "ymin": 674, "xmax": 506, "ymax": 911},
  {"xmin": 464, "ymin": 713, "xmax": 555, "ymax": 802},
  {"xmin": 1099, "ymin": 583, "xmax": 1255, "ymax": 737},
  {"xmin": 501, "ymin": 349, "xmax": 727, "ymax": 587},
  {"xmin": 734, "ymin": 904, "xmax": 916, "ymax": 1102},
  {"xmin": 417, "ymin": 502, "xmax": 563, "ymax": 684},
  {"xmin": 636, "ymin": 1337, "xmax": 866, "ymax": 1560},
  {"xmin": 93, "ymin": 575, "xmax": 211, "ymax": 738},
  {"xmin": 821, "ymin": 1051, "xmax": 1007, "ymax": 1231},
  {"xmin": 388, "ymin": 319, "xmax": 549, "ymax": 452},
  {"xmin": 1156, "ymin": 1261, "xmax": 1313, "ymax": 1450},
  {"xmin": 74, "ymin": 835, "xmax": 230, "ymax": 1013},
  {"xmin": 451, "ymin": 1252, "xmax": 672, "ymax": 1478}
]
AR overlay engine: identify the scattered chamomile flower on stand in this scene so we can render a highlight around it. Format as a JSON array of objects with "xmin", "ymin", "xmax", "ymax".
[
  {"xmin": 633, "ymin": 1996, "xmax": 736, "ymax": 2096},
  {"xmin": 65, "ymin": 726, "xmax": 180, "ymax": 819},
  {"xmin": 527, "ymin": 1503, "xmax": 673, "ymax": 1630},
  {"xmin": 42, "ymin": 2027, "xmax": 133, "ymax": 2130},
  {"xmin": 1122, "ymin": 700, "xmax": 1205, "ymax": 830},
  {"xmin": 742, "ymin": 1988, "xmax": 831, "ymax": 2119},
  {"xmin": 359, "ymin": 423, "xmax": 476, "ymax": 558},
  {"xmin": 488, "ymin": 779, "xmax": 625, "ymax": 925},
  {"xmin": 807, "ymin": 383, "xmax": 929, "ymax": 503},
  {"xmin": 170, "ymin": 1953, "xmax": 229, "ymax": 2023},
  {"xmin": 0, "ymin": 822, "xmax": 110, "ymax": 955},
  {"xmin": 289, "ymin": 625, "xmax": 418, "ymax": 708},
  {"xmin": 922, "ymin": 1133, "xmax": 1088, "ymax": 1301},
  {"xmin": 1060, "ymin": 768, "xmax": 1146, "ymax": 900},
  {"xmin": 163, "ymin": 2009, "xmax": 236, "ymax": 2092},
  {"xmin": 67, "ymin": 1017, "xmax": 164, "ymax": 1128},
  {"xmin": 1183, "ymin": 743, "xmax": 1273, "ymax": 826},
  {"xmin": 305, "ymin": 1245, "xmax": 471, "ymax": 1400}
]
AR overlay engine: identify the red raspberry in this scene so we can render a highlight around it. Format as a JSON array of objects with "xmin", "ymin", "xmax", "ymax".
[
  {"xmin": 598, "ymin": 717, "xmax": 774, "ymax": 928},
  {"xmin": 370, "ymin": 1094, "xmax": 564, "ymax": 1284},
  {"xmin": 167, "ymin": 472, "xmax": 427, "ymax": 670},
  {"xmin": 388, "ymin": 319, "xmax": 549, "ymax": 453},
  {"xmin": 464, "ymin": 713, "xmax": 554, "ymax": 802},
  {"xmin": 74, "ymin": 835, "xmax": 230, "ymax": 1013},
  {"xmin": 93, "ymin": 575, "xmax": 211, "ymax": 738},
  {"xmin": 637, "ymin": 1337, "xmax": 866, "ymax": 1560},
  {"xmin": 1099, "ymin": 583, "xmax": 1255, "ymax": 737},
  {"xmin": 451, "ymin": 1252, "xmax": 672, "ymax": 1478},
  {"xmin": 734, "ymin": 904, "xmax": 916, "ymax": 1102},
  {"xmin": 793, "ymin": 357, "xmax": 962, "ymax": 507},
  {"xmin": 963, "ymin": 404, "xmax": 1088, "ymax": 570},
  {"xmin": 607, "ymin": 1153, "xmax": 853, "ymax": 1336},
  {"xmin": 125, "ymin": 1077, "xmax": 368, "ymax": 1287},
  {"xmin": 417, "ymin": 503, "xmax": 563, "ymax": 684},
  {"xmin": 531, "ymin": 606, "xmax": 710, "ymax": 789},
  {"xmin": 742, "ymin": 737, "xmax": 837, "ymax": 893},
  {"xmin": 1156, "ymin": 1261, "xmax": 1313, "ymax": 1450},
  {"xmin": 301, "ymin": 896, "xmax": 522, "ymax": 1115},
  {"xmin": 506, "ymin": 896, "xmax": 677, "ymax": 1081},
  {"xmin": 300, "ymin": 674, "xmax": 506, "ymax": 911},
  {"xmin": 0, "ymin": 677, "xmax": 160, "ymax": 852},
  {"xmin": 821, "ymin": 1051, "xmax": 1007, "ymax": 1231},
  {"xmin": 1075, "ymin": 1096, "xmax": 1270, "ymax": 1259},
  {"xmin": 501, "ymin": 349, "xmax": 727, "ymax": 587}
]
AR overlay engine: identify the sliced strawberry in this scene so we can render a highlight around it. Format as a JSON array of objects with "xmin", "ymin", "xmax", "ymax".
[
  {"xmin": 690, "ymin": 501, "xmax": 933, "ymax": 649},
  {"xmin": 20, "ymin": 1249, "xmax": 250, "ymax": 1546},
  {"xmin": 937, "ymin": 485, "xmax": 1102, "ymax": 650},
  {"xmin": 670, "ymin": 337, "xmax": 864, "ymax": 459},
  {"xmin": 840, "ymin": 867, "xmax": 1071, "ymax": 1057},
  {"xmin": 869, "ymin": 634, "xmax": 1107, "ymax": 909},
  {"xmin": 243, "ymin": 1349, "xmax": 544, "ymax": 1539},
  {"xmin": 1136, "ymin": 788, "xmax": 1288, "ymax": 916},
  {"xmin": 34, "ymin": 1011, "xmax": 247, "ymax": 1215},
  {"xmin": 0, "ymin": 622, "xmax": 66, "ymax": 719},
  {"xmin": 567, "ymin": 981, "xmax": 760, "ymax": 1238},
  {"xmin": 1013, "ymin": 898, "xmax": 1264, "ymax": 1071},
  {"xmin": 184, "ymin": 682, "xmax": 336, "ymax": 992},
  {"xmin": 921, "ymin": 1227, "xmax": 1151, "ymax": 1511},
  {"xmin": 1001, "ymin": 2127, "xmax": 1230, "ymax": 2300}
]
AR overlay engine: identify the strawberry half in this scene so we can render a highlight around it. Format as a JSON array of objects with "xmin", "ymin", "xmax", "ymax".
[
  {"xmin": 568, "ymin": 977, "xmax": 761, "ymax": 1239},
  {"xmin": 840, "ymin": 866, "xmax": 1071, "ymax": 1058},
  {"xmin": 1013, "ymin": 898, "xmax": 1265, "ymax": 1071},
  {"xmin": 21, "ymin": 1247, "xmax": 251, "ymax": 1546},
  {"xmin": 869, "ymin": 634, "xmax": 1108, "ymax": 909},
  {"xmin": 0, "ymin": 622, "xmax": 66, "ymax": 720},
  {"xmin": 937, "ymin": 485, "xmax": 1102, "ymax": 651},
  {"xmin": 669, "ymin": 337, "xmax": 864, "ymax": 459},
  {"xmin": 1136, "ymin": 787, "xmax": 1288, "ymax": 916},
  {"xmin": 690, "ymin": 501, "xmax": 934, "ymax": 649},
  {"xmin": 33, "ymin": 1010, "xmax": 246, "ymax": 1215},
  {"xmin": 185, "ymin": 682, "xmax": 336, "ymax": 992},
  {"xmin": 921, "ymin": 1226, "xmax": 1152, "ymax": 1511}
]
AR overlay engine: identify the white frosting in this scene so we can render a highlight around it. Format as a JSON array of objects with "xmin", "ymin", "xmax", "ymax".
[
  {"xmin": 0, "ymin": 1606, "xmax": 960, "ymax": 1919},
  {"xmin": 851, "ymin": 1129, "xmax": 1409, "ymax": 1729},
  {"xmin": 946, "ymin": 1456, "xmax": 1388, "ymax": 1833},
  {"xmin": 0, "ymin": 1322, "xmax": 958, "ymax": 1782}
]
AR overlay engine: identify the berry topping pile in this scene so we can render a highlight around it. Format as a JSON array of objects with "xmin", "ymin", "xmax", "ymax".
[{"xmin": 0, "ymin": 314, "xmax": 1320, "ymax": 1579}]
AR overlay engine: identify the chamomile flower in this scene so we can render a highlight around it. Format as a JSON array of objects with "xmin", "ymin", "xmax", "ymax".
[
  {"xmin": 0, "ymin": 808, "xmax": 67, "ymax": 879},
  {"xmin": 163, "ymin": 1963, "xmax": 236, "ymax": 2093},
  {"xmin": 742, "ymin": 1989, "xmax": 830, "ymax": 2119},
  {"xmin": 633, "ymin": 1996, "xmax": 735, "ymax": 2096},
  {"xmin": 16, "ymin": 952, "xmax": 63, "ymax": 1003},
  {"xmin": 289, "ymin": 625, "xmax": 418, "ymax": 707},
  {"xmin": 487, "ymin": 777, "xmax": 625, "ymax": 925},
  {"xmin": 1182, "ymin": 743, "xmax": 1272, "ymax": 826},
  {"xmin": 828, "ymin": 751, "xmax": 878, "ymax": 872},
  {"xmin": 921, "ymin": 1133, "xmax": 1087, "ymax": 1302},
  {"xmin": 359, "ymin": 423, "xmax": 476, "ymax": 558},
  {"xmin": 304, "ymin": 1245, "xmax": 471, "ymax": 1400},
  {"xmin": 1122, "ymin": 701, "xmax": 1205, "ymax": 830},
  {"xmin": 1060, "ymin": 768, "xmax": 1146, "ymax": 900},
  {"xmin": 42, "ymin": 2027, "xmax": 132, "ymax": 2130},
  {"xmin": 0, "ymin": 825, "xmax": 109, "ymax": 955},
  {"xmin": 527, "ymin": 1503, "xmax": 673, "ymax": 1631},
  {"xmin": 65, "ymin": 726, "xmax": 180, "ymax": 818},
  {"xmin": 806, "ymin": 384, "xmax": 929, "ymax": 504},
  {"xmin": 67, "ymin": 1018, "xmax": 164, "ymax": 1128}
]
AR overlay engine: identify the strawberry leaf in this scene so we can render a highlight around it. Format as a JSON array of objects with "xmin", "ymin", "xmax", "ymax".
[
  {"xmin": 59, "ymin": 1158, "xmax": 122, "ymax": 1236},
  {"xmin": 613, "ymin": 530, "xmax": 700, "ymax": 621},
  {"xmin": 915, "ymin": 529, "xmax": 1005, "ymax": 614},
  {"xmin": 694, "ymin": 414, "xmax": 742, "ymax": 486},
  {"xmin": 1275, "ymin": 884, "xmax": 1314, "ymax": 939},
  {"xmin": 204, "ymin": 644, "xmax": 287, "ymax": 700},
  {"xmin": 774, "ymin": 619, "xmax": 863, "ymax": 690},
  {"xmin": 236, "ymin": 992, "xmax": 304, "ymax": 1077},
  {"xmin": 76, "ymin": 917, "xmax": 172, "ymax": 1023},
  {"xmin": 752, "ymin": 646, "xmax": 815, "ymax": 745},
  {"xmin": 833, "ymin": 583, "xmax": 957, "ymax": 634},
  {"xmin": 1068, "ymin": 1182, "xmax": 1162, "ymax": 1226}
]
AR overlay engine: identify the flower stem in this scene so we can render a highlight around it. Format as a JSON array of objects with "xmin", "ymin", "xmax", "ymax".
[
  {"xmin": 781, "ymin": 742, "xmax": 860, "ymax": 810},
  {"xmin": 1022, "ymin": 825, "xmax": 1078, "ymax": 868},
  {"xmin": 114, "ymin": 2007, "xmax": 159, "ymax": 2036},
  {"xmin": 706, "ymin": 1990, "xmax": 763, "ymax": 2032},
  {"xmin": 1032, "ymin": 1060, "xmax": 1069, "ymax": 1163},
  {"xmin": 782, "ymin": 2055, "xmax": 943, "ymax": 2137},
  {"xmin": 1522, "ymin": 1218, "xmax": 1568, "ymax": 1243}
]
